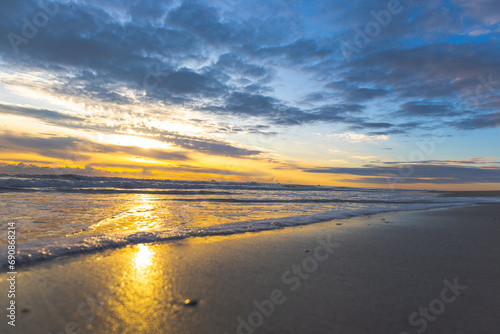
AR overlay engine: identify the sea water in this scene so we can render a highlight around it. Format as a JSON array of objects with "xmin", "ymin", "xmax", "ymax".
[{"xmin": 1, "ymin": 174, "xmax": 498, "ymax": 268}]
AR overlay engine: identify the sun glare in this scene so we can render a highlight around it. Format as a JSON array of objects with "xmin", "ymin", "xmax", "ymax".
[{"xmin": 134, "ymin": 244, "xmax": 153, "ymax": 270}]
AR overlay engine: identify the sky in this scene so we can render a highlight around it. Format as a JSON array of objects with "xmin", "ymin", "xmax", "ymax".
[{"xmin": 0, "ymin": 0, "xmax": 499, "ymax": 190}]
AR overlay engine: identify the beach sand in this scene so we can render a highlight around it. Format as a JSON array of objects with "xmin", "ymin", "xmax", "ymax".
[{"xmin": 1, "ymin": 204, "xmax": 499, "ymax": 334}]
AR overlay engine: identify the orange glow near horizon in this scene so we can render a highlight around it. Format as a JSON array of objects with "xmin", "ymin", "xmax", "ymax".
[
  {"xmin": 1, "ymin": 156, "xmax": 499, "ymax": 191},
  {"xmin": 1, "ymin": 104, "xmax": 499, "ymax": 191}
]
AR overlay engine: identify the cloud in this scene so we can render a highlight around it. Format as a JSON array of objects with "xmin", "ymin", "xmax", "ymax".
[
  {"xmin": 298, "ymin": 91, "xmax": 334, "ymax": 105},
  {"xmin": 212, "ymin": 53, "xmax": 268, "ymax": 79},
  {"xmin": 155, "ymin": 69, "xmax": 226, "ymax": 98},
  {"xmin": 381, "ymin": 157, "xmax": 500, "ymax": 166},
  {"xmin": 303, "ymin": 162, "xmax": 500, "ymax": 184},
  {"xmin": 452, "ymin": 0, "xmax": 500, "ymax": 25},
  {"xmin": 0, "ymin": 0, "xmax": 499, "ymax": 142},
  {"xmin": 154, "ymin": 133, "xmax": 261, "ymax": 157},
  {"xmin": 326, "ymin": 81, "xmax": 389, "ymax": 101},
  {"xmin": 328, "ymin": 132, "xmax": 389, "ymax": 143},
  {"xmin": 0, "ymin": 102, "xmax": 263, "ymax": 158},
  {"xmin": 0, "ymin": 102, "xmax": 83, "ymax": 122},
  {"xmin": 349, "ymin": 155, "xmax": 378, "ymax": 160},
  {"xmin": 468, "ymin": 28, "xmax": 490, "ymax": 36},
  {"xmin": 254, "ymin": 38, "xmax": 333, "ymax": 65},
  {"xmin": 204, "ymin": 92, "xmax": 369, "ymax": 126},
  {"xmin": 455, "ymin": 111, "xmax": 500, "ymax": 129},
  {"xmin": 0, "ymin": 161, "xmax": 259, "ymax": 178},
  {"xmin": 0, "ymin": 134, "xmax": 191, "ymax": 162},
  {"xmin": 397, "ymin": 101, "xmax": 455, "ymax": 117}
]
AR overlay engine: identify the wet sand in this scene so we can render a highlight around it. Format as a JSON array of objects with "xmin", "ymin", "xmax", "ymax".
[{"xmin": 1, "ymin": 204, "xmax": 499, "ymax": 334}]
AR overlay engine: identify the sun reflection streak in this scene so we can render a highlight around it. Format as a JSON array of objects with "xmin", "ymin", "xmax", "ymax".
[
  {"xmin": 99, "ymin": 242, "xmax": 182, "ymax": 333},
  {"xmin": 134, "ymin": 244, "xmax": 153, "ymax": 270},
  {"xmin": 134, "ymin": 194, "xmax": 157, "ymax": 231}
]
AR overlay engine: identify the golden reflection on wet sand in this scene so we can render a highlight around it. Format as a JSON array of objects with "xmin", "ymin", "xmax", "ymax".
[
  {"xmin": 100, "ymin": 242, "xmax": 181, "ymax": 333},
  {"xmin": 134, "ymin": 244, "xmax": 153, "ymax": 269}
]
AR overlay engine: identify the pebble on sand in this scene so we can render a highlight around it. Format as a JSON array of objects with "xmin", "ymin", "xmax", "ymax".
[{"xmin": 184, "ymin": 299, "xmax": 198, "ymax": 306}]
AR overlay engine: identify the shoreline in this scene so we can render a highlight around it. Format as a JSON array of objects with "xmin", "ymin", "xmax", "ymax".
[
  {"xmin": 434, "ymin": 190, "xmax": 500, "ymax": 197},
  {"xmin": 1, "ymin": 204, "xmax": 499, "ymax": 333},
  {"xmin": 3, "ymin": 202, "xmax": 498, "ymax": 271}
]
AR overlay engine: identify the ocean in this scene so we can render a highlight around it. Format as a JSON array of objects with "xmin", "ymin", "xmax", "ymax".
[{"xmin": 1, "ymin": 174, "xmax": 499, "ymax": 268}]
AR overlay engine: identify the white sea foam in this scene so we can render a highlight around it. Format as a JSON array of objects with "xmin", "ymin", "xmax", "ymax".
[{"xmin": 2, "ymin": 201, "xmax": 496, "ymax": 269}]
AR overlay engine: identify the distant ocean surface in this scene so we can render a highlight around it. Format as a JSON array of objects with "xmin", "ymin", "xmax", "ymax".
[{"xmin": 1, "ymin": 174, "xmax": 499, "ymax": 268}]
